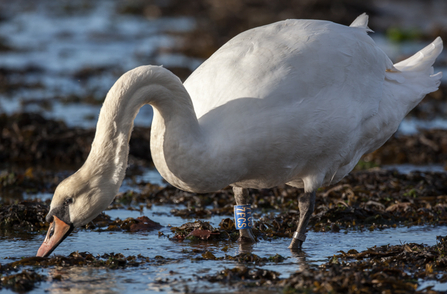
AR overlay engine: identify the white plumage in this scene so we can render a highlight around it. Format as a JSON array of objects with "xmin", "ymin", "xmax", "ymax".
[
  {"xmin": 37, "ymin": 14, "xmax": 443, "ymax": 257},
  {"xmin": 154, "ymin": 14, "xmax": 442, "ymax": 193}
]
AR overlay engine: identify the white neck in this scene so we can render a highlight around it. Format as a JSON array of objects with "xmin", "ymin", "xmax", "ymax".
[{"xmin": 79, "ymin": 66, "xmax": 207, "ymax": 197}]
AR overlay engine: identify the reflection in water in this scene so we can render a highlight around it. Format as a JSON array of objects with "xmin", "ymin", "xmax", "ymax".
[
  {"xmin": 46, "ymin": 267, "xmax": 122, "ymax": 294},
  {"xmin": 0, "ymin": 231, "xmax": 39, "ymax": 241},
  {"xmin": 290, "ymin": 249, "xmax": 311, "ymax": 271},
  {"xmin": 237, "ymin": 242, "xmax": 255, "ymax": 254},
  {"xmin": 1, "ymin": 224, "xmax": 447, "ymax": 293}
]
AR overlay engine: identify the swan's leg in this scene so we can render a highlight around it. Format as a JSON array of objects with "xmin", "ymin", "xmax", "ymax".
[
  {"xmin": 233, "ymin": 187, "xmax": 256, "ymax": 242},
  {"xmin": 288, "ymin": 191, "xmax": 316, "ymax": 250}
]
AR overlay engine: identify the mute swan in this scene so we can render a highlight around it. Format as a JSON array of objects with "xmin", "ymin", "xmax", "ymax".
[{"xmin": 37, "ymin": 14, "xmax": 442, "ymax": 257}]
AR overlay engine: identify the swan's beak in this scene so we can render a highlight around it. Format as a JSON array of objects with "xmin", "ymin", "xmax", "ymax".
[{"xmin": 36, "ymin": 216, "xmax": 74, "ymax": 257}]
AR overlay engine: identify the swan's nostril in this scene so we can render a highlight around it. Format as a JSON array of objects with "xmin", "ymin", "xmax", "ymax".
[
  {"xmin": 46, "ymin": 213, "xmax": 54, "ymax": 224},
  {"xmin": 48, "ymin": 223, "xmax": 55, "ymax": 239}
]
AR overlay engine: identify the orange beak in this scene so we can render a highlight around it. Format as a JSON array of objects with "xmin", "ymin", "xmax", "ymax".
[{"xmin": 36, "ymin": 216, "xmax": 73, "ymax": 257}]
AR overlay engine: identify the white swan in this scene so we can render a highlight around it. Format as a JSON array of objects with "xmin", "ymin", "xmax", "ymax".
[{"xmin": 37, "ymin": 14, "xmax": 442, "ymax": 257}]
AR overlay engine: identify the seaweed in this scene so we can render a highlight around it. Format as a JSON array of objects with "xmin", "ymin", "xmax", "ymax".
[
  {"xmin": 0, "ymin": 113, "xmax": 152, "ymax": 166},
  {"xmin": 200, "ymin": 236, "xmax": 447, "ymax": 293},
  {"xmin": 0, "ymin": 201, "xmax": 49, "ymax": 231},
  {"xmin": 1, "ymin": 270, "xmax": 46, "ymax": 292}
]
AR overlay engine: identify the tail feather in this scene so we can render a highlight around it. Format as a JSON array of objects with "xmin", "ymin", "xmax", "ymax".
[
  {"xmin": 349, "ymin": 13, "xmax": 374, "ymax": 33},
  {"xmin": 386, "ymin": 37, "xmax": 443, "ymax": 90},
  {"xmin": 384, "ymin": 37, "xmax": 443, "ymax": 116},
  {"xmin": 394, "ymin": 37, "xmax": 443, "ymax": 74}
]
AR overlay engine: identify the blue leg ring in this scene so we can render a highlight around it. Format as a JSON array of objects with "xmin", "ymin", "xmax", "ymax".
[{"xmin": 234, "ymin": 204, "xmax": 253, "ymax": 229}]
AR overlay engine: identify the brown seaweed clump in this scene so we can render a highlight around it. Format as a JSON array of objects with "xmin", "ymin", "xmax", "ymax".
[
  {"xmin": 278, "ymin": 236, "xmax": 447, "ymax": 293},
  {"xmin": 254, "ymin": 170, "xmax": 447, "ymax": 238},
  {"xmin": 0, "ymin": 168, "xmax": 64, "ymax": 198},
  {"xmin": 0, "ymin": 113, "xmax": 93, "ymax": 166},
  {"xmin": 364, "ymin": 129, "xmax": 447, "ymax": 166},
  {"xmin": 0, "ymin": 270, "xmax": 46, "ymax": 293},
  {"xmin": 170, "ymin": 220, "xmax": 230, "ymax": 241},
  {"xmin": 205, "ymin": 266, "xmax": 281, "ymax": 289},
  {"xmin": 3, "ymin": 252, "xmax": 150, "ymax": 271},
  {"xmin": 82, "ymin": 214, "xmax": 163, "ymax": 233},
  {"xmin": 100, "ymin": 216, "xmax": 162, "ymax": 232},
  {"xmin": 0, "ymin": 201, "xmax": 49, "ymax": 231},
  {"xmin": 200, "ymin": 236, "xmax": 447, "ymax": 293},
  {"xmin": 0, "ymin": 251, "xmax": 180, "ymax": 292},
  {"xmin": 0, "ymin": 113, "xmax": 152, "ymax": 166},
  {"xmin": 0, "ymin": 252, "xmax": 146, "ymax": 292},
  {"xmin": 0, "ymin": 199, "xmax": 162, "ymax": 235}
]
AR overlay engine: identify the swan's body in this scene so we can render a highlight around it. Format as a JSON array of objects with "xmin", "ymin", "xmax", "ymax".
[
  {"xmin": 37, "ymin": 14, "xmax": 443, "ymax": 257},
  {"xmin": 155, "ymin": 17, "xmax": 442, "ymax": 193}
]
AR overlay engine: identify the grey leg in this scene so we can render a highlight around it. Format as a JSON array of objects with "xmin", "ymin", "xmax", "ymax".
[
  {"xmin": 288, "ymin": 191, "xmax": 316, "ymax": 250},
  {"xmin": 233, "ymin": 187, "xmax": 256, "ymax": 243}
]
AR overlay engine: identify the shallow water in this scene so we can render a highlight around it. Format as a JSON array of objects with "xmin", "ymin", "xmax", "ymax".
[
  {"xmin": 3, "ymin": 164, "xmax": 447, "ymax": 292},
  {"xmin": 0, "ymin": 0, "xmax": 197, "ymax": 128},
  {"xmin": 398, "ymin": 117, "xmax": 447, "ymax": 135},
  {"xmin": 1, "ymin": 203, "xmax": 446, "ymax": 293},
  {"xmin": 383, "ymin": 163, "xmax": 446, "ymax": 174}
]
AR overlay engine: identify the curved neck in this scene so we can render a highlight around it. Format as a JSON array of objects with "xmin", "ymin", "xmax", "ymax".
[{"xmin": 81, "ymin": 66, "xmax": 199, "ymax": 192}]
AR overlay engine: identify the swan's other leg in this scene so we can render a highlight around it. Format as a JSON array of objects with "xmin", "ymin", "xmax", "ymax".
[
  {"xmin": 288, "ymin": 191, "xmax": 316, "ymax": 250},
  {"xmin": 233, "ymin": 187, "xmax": 256, "ymax": 242}
]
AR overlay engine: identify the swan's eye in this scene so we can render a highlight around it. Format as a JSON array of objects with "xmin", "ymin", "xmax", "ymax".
[{"xmin": 64, "ymin": 198, "xmax": 74, "ymax": 206}]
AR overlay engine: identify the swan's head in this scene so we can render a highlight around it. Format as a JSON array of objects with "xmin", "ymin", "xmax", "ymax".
[{"xmin": 36, "ymin": 169, "xmax": 117, "ymax": 257}]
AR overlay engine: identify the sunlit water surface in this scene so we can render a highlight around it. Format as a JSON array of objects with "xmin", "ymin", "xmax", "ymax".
[{"xmin": 1, "ymin": 199, "xmax": 447, "ymax": 293}]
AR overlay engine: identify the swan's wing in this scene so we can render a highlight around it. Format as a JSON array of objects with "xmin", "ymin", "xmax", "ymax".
[
  {"xmin": 184, "ymin": 19, "xmax": 387, "ymax": 123},
  {"xmin": 182, "ymin": 17, "xmax": 442, "ymax": 193}
]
